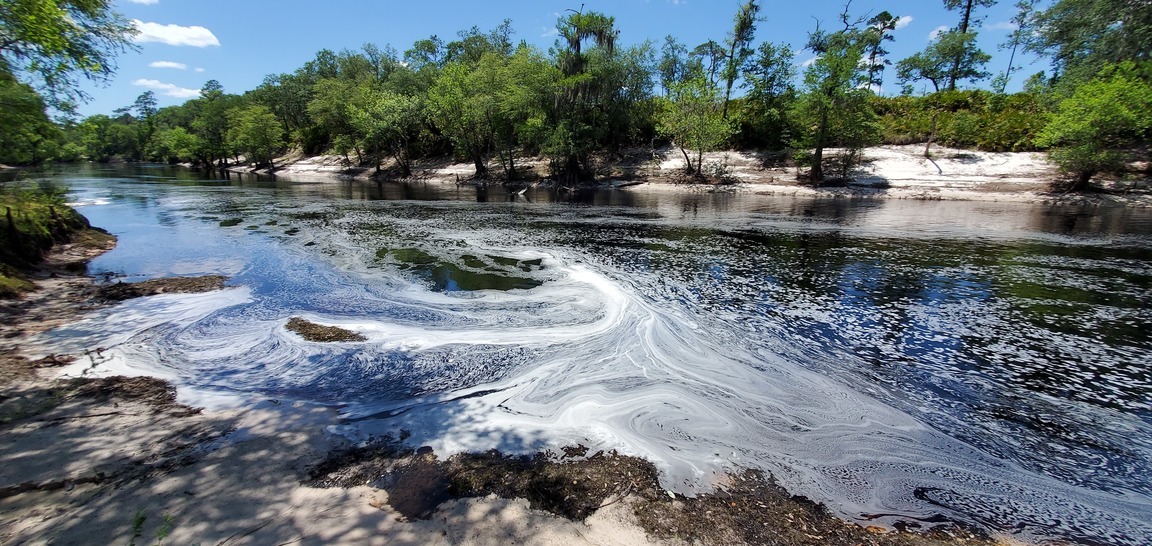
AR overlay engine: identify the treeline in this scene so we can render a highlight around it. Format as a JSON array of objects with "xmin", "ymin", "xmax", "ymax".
[{"xmin": 3, "ymin": 0, "xmax": 1151, "ymax": 188}]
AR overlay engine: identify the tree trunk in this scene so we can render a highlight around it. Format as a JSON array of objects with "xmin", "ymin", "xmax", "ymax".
[
  {"xmin": 947, "ymin": 0, "xmax": 975, "ymax": 91},
  {"xmin": 1072, "ymin": 170, "xmax": 1093, "ymax": 192},
  {"xmin": 925, "ymin": 109, "xmax": 939, "ymax": 158},
  {"xmin": 810, "ymin": 110, "xmax": 828, "ymax": 185},
  {"xmin": 473, "ymin": 154, "xmax": 489, "ymax": 180},
  {"xmin": 680, "ymin": 146, "xmax": 695, "ymax": 174}
]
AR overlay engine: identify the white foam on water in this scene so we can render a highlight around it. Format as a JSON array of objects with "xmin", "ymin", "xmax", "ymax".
[{"xmin": 33, "ymin": 190, "xmax": 1152, "ymax": 545}]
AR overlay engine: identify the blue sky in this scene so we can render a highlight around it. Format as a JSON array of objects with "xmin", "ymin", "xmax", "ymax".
[{"xmin": 77, "ymin": 0, "xmax": 1045, "ymax": 117}]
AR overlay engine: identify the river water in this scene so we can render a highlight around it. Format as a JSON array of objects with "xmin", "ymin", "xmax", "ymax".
[{"xmin": 24, "ymin": 164, "xmax": 1152, "ymax": 544}]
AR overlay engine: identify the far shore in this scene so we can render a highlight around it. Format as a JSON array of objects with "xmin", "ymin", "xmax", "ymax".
[{"xmin": 225, "ymin": 144, "xmax": 1152, "ymax": 207}]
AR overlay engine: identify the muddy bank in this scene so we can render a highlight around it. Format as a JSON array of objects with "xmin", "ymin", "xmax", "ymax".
[{"xmin": 308, "ymin": 441, "xmax": 998, "ymax": 546}]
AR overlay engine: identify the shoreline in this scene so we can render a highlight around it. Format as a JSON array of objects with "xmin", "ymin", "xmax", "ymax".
[
  {"xmin": 0, "ymin": 222, "xmax": 1027, "ymax": 544},
  {"xmin": 227, "ymin": 144, "xmax": 1152, "ymax": 208}
]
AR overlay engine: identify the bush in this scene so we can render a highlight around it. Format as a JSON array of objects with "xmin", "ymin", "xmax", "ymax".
[
  {"xmin": 0, "ymin": 183, "xmax": 90, "ymax": 269},
  {"xmin": 874, "ymin": 90, "xmax": 1045, "ymax": 151}
]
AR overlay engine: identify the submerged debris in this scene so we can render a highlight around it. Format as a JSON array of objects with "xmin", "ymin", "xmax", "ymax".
[
  {"xmin": 94, "ymin": 275, "xmax": 229, "ymax": 301},
  {"xmin": 285, "ymin": 317, "xmax": 366, "ymax": 342}
]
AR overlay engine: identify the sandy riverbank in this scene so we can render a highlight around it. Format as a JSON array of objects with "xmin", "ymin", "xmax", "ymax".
[
  {"xmin": 1, "ymin": 208, "xmax": 1029, "ymax": 544},
  {"xmin": 232, "ymin": 144, "xmax": 1152, "ymax": 207}
]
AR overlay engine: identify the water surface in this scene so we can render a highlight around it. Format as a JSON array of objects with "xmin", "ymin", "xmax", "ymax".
[{"xmin": 29, "ymin": 164, "xmax": 1152, "ymax": 545}]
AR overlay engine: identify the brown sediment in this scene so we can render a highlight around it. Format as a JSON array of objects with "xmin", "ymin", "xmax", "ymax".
[
  {"xmin": 93, "ymin": 275, "xmax": 229, "ymax": 301},
  {"xmin": 285, "ymin": 316, "xmax": 367, "ymax": 342}
]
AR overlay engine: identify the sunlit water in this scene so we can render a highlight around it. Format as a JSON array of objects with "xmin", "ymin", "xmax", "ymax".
[{"xmin": 21, "ymin": 164, "xmax": 1152, "ymax": 544}]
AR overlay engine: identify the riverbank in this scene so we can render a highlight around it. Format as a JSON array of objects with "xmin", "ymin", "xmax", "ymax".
[
  {"xmin": 230, "ymin": 144, "xmax": 1152, "ymax": 207},
  {"xmin": 0, "ymin": 220, "xmax": 1024, "ymax": 544}
]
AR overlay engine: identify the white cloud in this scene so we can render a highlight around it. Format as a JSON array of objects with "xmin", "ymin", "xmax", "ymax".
[
  {"xmin": 149, "ymin": 60, "xmax": 186, "ymax": 70},
  {"xmin": 132, "ymin": 79, "xmax": 200, "ymax": 98},
  {"xmin": 894, "ymin": 16, "xmax": 913, "ymax": 30},
  {"xmin": 128, "ymin": 0, "xmax": 159, "ymax": 4},
  {"xmin": 800, "ymin": 55, "xmax": 820, "ymax": 68},
  {"xmin": 929, "ymin": 25, "xmax": 950, "ymax": 40},
  {"xmin": 195, "ymin": 67, "xmax": 206, "ymax": 73},
  {"xmin": 540, "ymin": 26, "xmax": 559, "ymax": 38},
  {"xmin": 132, "ymin": 20, "xmax": 220, "ymax": 47},
  {"xmin": 988, "ymin": 21, "xmax": 1019, "ymax": 31}
]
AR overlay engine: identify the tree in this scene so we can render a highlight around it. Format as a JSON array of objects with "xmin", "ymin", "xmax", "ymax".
[
  {"xmin": 190, "ymin": 80, "xmax": 234, "ymax": 167},
  {"xmin": 133, "ymin": 91, "xmax": 158, "ymax": 156},
  {"xmin": 943, "ymin": 0, "xmax": 997, "ymax": 90},
  {"xmin": 0, "ymin": 73, "xmax": 60, "ymax": 164},
  {"xmin": 657, "ymin": 75, "xmax": 737, "ymax": 175},
  {"xmin": 793, "ymin": 11, "xmax": 880, "ymax": 184},
  {"xmin": 1023, "ymin": 0, "xmax": 1152, "ymax": 83},
  {"xmin": 548, "ymin": 9, "xmax": 620, "ymax": 183},
  {"xmin": 863, "ymin": 12, "xmax": 899, "ymax": 91},
  {"xmin": 349, "ymin": 88, "xmax": 422, "ymax": 177},
  {"xmin": 1035, "ymin": 63, "xmax": 1152, "ymax": 190},
  {"xmin": 742, "ymin": 42, "xmax": 797, "ymax": 150},
  {"xmin": 228, "ymin": 105, "xmax": 284, "ymax": 168},
  {"xmin": 0, "ymin": 0, "xmax": 137, "ymax": 109},
  {"xmin": 721, "ymin": 1, "xmax": 760, "ymax": 119},
  {"xmin": 658, "ymin": 36, "xmax": 697, "ymax": 96},
  {"xmin": 897, "ymin": 31, "xmax": 991, "ymax": 93},
  {"xmin": 426, "ymin": 59, "xmax": 498, "ymax": 179}
]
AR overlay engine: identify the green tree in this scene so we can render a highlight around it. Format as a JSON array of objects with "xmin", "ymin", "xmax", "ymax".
[
  {"xmin": 863, "ymin": 12, "xmax": 899, "ymax": 91},
  {"xmin": 793, "ymin": 14, "xmax": 881, "ymax": 184},
  {"xmin": 147, "ymin": 126, "xmax": 198, "ymax": 164},
  {"xmin": 548, "ymin": 9, "xmax": 619, "ymax": 183},
  {"xmin": 78, "ymin": 114, "xmax": 114, "ymax": 161},
  {"xmin": 133, "ymin": 90, "xmax": 158, "ymax": 156},
  {"xmin": 721, "ymin": 0, "xmax": 760, "ymax": 119},
  {"xmin": 191, "ymin": 80, "xmax": 234, "ymax": 167},
  {"xmin": 426, "ymin": 60, "xmax": 498, "ymax": 179},
  {"xmin": 228, "ymin": 105, "xmax": 284, "ymax": 168},
  {"xmin": 0, "ymin": 0, "xmax": 137, "ymax": 109},
  {"xmin": 897, "ymin": 31, "xmax": 991, "ymax": 93},
  {"xmin": 658, "ymin": 36, "xmax": 698, "ymax": 96},
  {"xmin": 349, "ymin": 88, "xmax": 422, "ymax": 177},
  {"xmin": 0, "ymin": 73, "xmax": 60, "ymax": 164},
  {"xmin": 742, "ymin": 42, "xmax": 796, "ymax": 150},
  {"xmin": 1035, "ymin": 63, "xmax": 1152, "ymax": 190},
  {"xmin": 1023, "ymin": 0, "xmax": 1151, "ymax": 83},
  {"xmin": 657, "ymin": 75, "xmax": 737, "ymax": 175},
  {"xmin": 943, "ymin": 0, "xmax": 997, "ymax": 90}
]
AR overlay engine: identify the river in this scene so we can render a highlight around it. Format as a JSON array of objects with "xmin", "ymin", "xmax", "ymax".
[{"xmin": 22, "ymin": 164, "xmax": 1152, "ymax": 545}]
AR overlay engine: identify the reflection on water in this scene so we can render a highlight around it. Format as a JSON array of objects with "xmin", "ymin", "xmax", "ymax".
[{"xmin": 26, "ymin": 164, "xmax": 1152, "ymax": 545}]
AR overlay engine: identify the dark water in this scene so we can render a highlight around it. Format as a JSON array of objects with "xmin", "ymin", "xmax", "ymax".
[{"xmin": 24, "ymin": 164, "xmax": 1152, "ymax": 544}]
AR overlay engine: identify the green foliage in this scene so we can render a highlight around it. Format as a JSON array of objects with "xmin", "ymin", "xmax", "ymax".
[
  {"xmin": 227, "ymin": 105, "xmax": 284, "ymax": 167},
  {"xmin": 0, "ymin": 0, "xmax": 137, "ymax": 108},
  {"xmin": 1035, "ymin": 63, "xmax": 1152, "ymax": 187},
  {"xmin": 896, "ymin": 31, "xmax": 991, "ymax": 93},
  {"xmin": 657, "ymin": 76, "xmax": 737, "ymax": 174},
  {"xmin": 0, "ymin": 183, "xmax": 89, "ymax": 272},
  {"xmin": 349, "ymin": 88, "xmax": 422, "ymax": 176},
  {"xmin": 0, "ymin": 73, "xmax": 61, "ymax": 165},
  {"xmin": 738, "ymin": 41, "xmax": 796, "ymax": 149},
  {"xmin": 875, "ymin": 90, "xmax": 1046, "ymax": 151},
  {"xmin": 792, "ymin": 20, "xmax": 881, "ymax": 183},
  {"xmin": 1024, "ymin": 0, "xmax": 1152, "ymax": 84}
]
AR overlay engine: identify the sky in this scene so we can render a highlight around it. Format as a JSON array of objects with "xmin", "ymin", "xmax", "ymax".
[{"xmin": 75, "ymin": 0, "xmax": 1047, "ymax": 117}]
